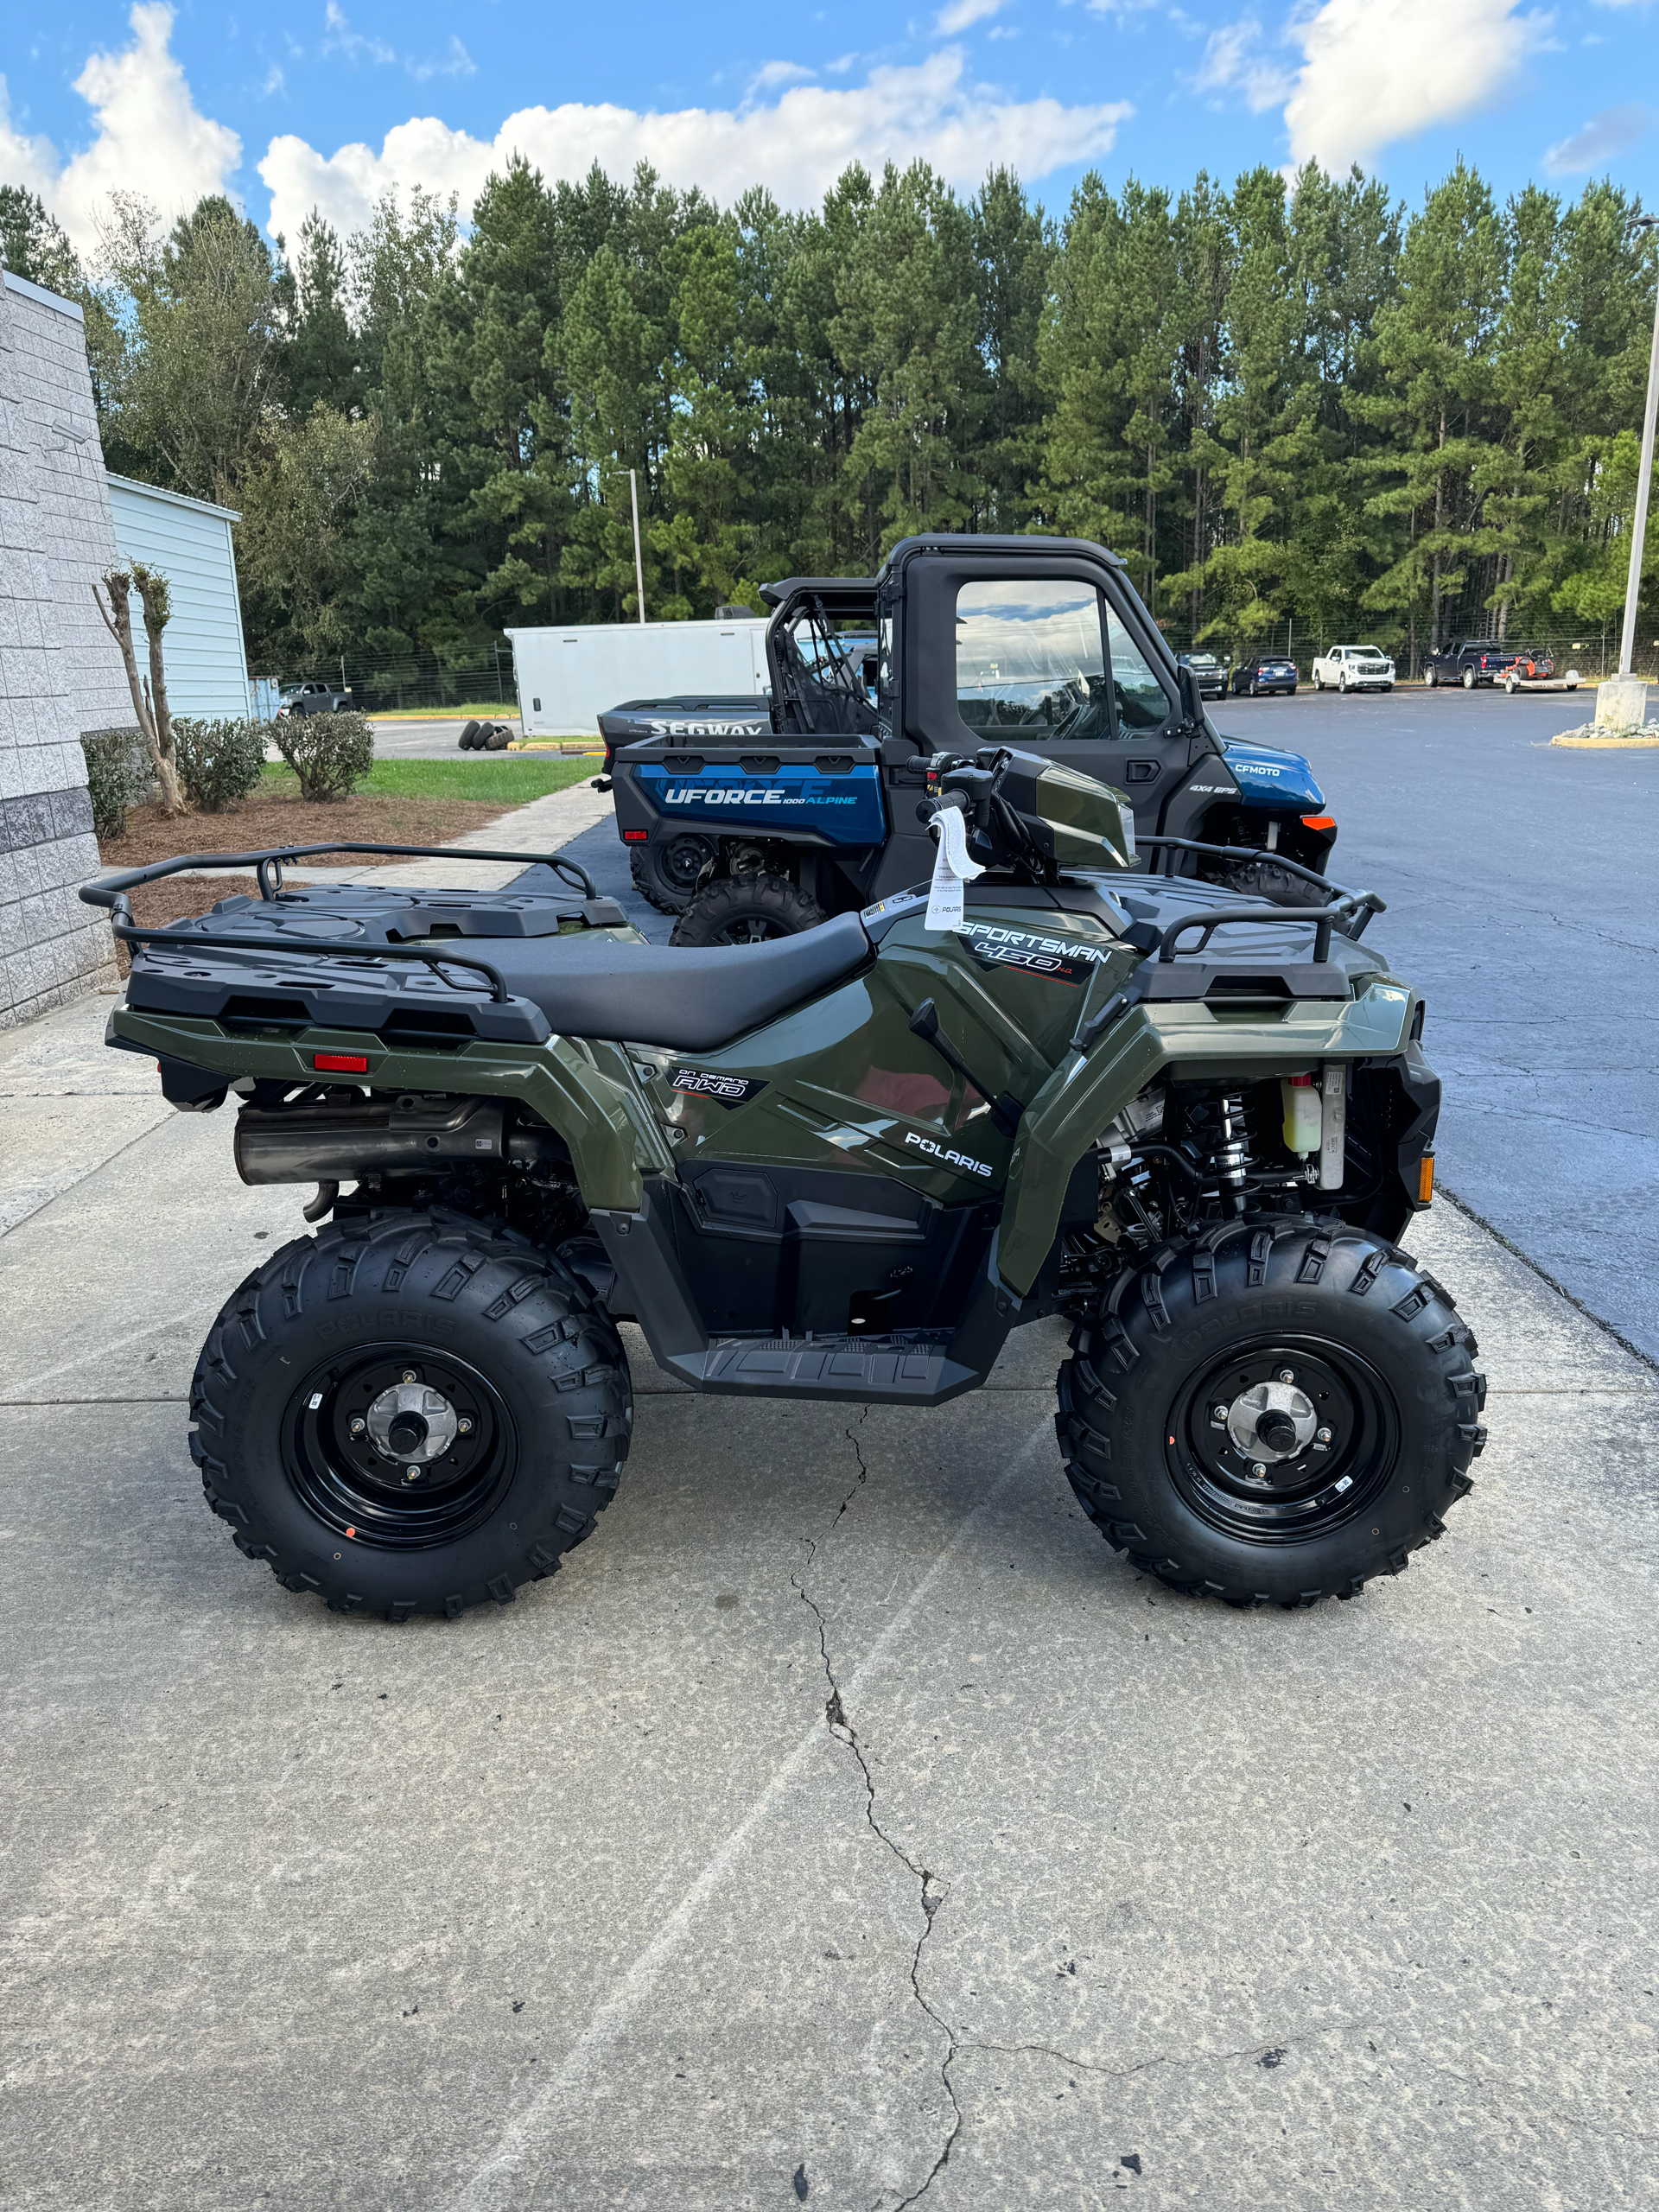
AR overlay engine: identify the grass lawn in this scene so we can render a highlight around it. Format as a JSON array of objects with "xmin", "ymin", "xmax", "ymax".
[{"xmin": 259, "ymin": 756, "xmax": 598, "ymax": 804}]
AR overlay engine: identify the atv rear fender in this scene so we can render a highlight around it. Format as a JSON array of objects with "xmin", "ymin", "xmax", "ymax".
[{"xmin": 106, "ymin": 1007, "xmax": 676, "ymax": 1212}]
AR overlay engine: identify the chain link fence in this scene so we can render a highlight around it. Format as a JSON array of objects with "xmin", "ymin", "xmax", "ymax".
[{"xmin": 255, "ymin": 644, "xmax": 519, "ymax": 715}]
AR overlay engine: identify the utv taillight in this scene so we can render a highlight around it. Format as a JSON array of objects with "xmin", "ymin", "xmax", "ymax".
[
  {"xmin": 314, "ymin": 1052, "xmax": 369, "ymax": 1073},
  {"xmin": 622, "ymin": 829, "xmax": 648, "ymax": 843}
]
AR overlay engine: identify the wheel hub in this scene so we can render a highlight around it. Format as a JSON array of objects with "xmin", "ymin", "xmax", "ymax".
[
  {"xmin": 365, "ymin": 1380, "xmax": 458, "ymax": 1466},
  {"xmin": 286, "ymin": 1344, "xmax": 512, "ymax": 1547},
  {"xmin": 1166, "ymin": 1338, "xmax": 1396, "ymax": 1540},
  {"xmin": 1224, "ymin": 1378, "xmax": 1317, "ymax": 1465}
]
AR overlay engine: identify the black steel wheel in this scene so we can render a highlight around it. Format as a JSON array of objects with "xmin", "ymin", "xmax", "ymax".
[
  {"xmin": 629, "ymin": 831, "xmax": 716, "ymax": 914},
  {"xmin": 670, "ymin": 871, "xmax": 827, "ymax": 946},
  {"xmin": 191, "ymin": 1210, "xmax": 632, "ymax": 1619},
  {"xmin": 1055, "ymin": 1216, "xmax": 1485, "ymax": 1607}
]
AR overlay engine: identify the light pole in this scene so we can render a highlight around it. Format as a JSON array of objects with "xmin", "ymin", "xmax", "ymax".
[
  {"xmin": 1617, "ymin": 214, "xmax": 1659, "ymax": 681},
  {"xmin": 628, "ymin": 467, "xmax": 646, "ymax": 626}
]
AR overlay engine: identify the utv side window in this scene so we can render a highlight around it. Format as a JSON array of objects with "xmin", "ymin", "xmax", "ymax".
[
  {"xmin": 1104, "ymin": 613, "xmax": 1176, "ymax": 735},
  {"xmin": 954, "ymin": 580, "xmax": 1113, "ymax": 738}
]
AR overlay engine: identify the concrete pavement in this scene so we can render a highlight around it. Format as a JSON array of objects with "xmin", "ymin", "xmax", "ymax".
[{"xmin": 2, "ymin": 992, "xmax": 1656, "ymax": 2209}]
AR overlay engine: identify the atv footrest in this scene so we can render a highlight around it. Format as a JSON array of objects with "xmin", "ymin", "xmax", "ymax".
[{"xmin": 675, "ymin": 1330, "xmax": 981, "ymax": 1404}]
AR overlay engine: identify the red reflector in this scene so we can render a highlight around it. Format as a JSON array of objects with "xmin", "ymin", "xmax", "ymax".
[
  {"xmin": 1300, "ymin": 815, "xmax": 1336, "ymax": 831},
  {"xmin": 621, "ymin": 829, "xmax": 648, "ymax": 842},
  {"xmin": 314, "ymin": 1052, "xmax": 369, "ymax": 1073}
]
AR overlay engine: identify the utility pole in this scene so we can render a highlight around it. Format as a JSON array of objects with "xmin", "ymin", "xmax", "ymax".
[
  {"xmin": 629, "ymin": 467, "xmax": 646, "ymax": 626},
  {"xmin": 1617, "ymin": 216, "xmax": 1659, "ymax": 679}
]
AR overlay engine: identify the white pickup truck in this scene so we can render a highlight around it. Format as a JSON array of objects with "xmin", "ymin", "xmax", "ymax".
[{"xmin": 1311, "ymin": 645, "xmax": 1395, "ymax": 693}]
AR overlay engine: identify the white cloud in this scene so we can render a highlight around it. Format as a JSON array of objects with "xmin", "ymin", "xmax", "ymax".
[
  {"xmin": 409, "ymin": 36, "xmax": 475, "ymax": 84},
  {"xmin": 1543, "ymin": 101, "xmax": 1649, "ymax": 173},
  {"xmin": 747, "ymin": 60, "xmax": 817, "ymax": 95},
  {"xmin": 0, "ymin": 3, "xmax": 241, "ymax": 254},
  {"xmin": 322, "ymin": 3, "xmax": 394, "ymax": 67},
  {"xmin": 257, "ymin": 48, "xmax": 1132, "ymax": 241},
  {"xmin": 1281, "ymin": 0, "xmax": 1553, "ymax": 171},
  {"xmin": 935, "ymin": 0, "xmax": 1007, "ymax": 32},
  {"xmin": 1191, "ymin": 16, "xmax": 1294, "ymax": 111}
]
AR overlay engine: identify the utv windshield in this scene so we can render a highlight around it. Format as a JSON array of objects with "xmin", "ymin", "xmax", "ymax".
[{"xmin": 955, "ymin": 580, "xmax": 1173, "ymax": 740}]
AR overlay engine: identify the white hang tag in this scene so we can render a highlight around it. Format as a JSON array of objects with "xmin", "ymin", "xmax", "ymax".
[{"xmin": 924, "ymin": 804, "xmax": 984, "ymax": 932}]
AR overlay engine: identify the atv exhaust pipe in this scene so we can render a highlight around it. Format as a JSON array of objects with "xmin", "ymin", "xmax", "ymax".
[{"xmin": 234, "ymin": 1096, "xmax": 511, "ymax": 1185}]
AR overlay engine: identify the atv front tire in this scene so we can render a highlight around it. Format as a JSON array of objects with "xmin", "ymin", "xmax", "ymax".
[
  {"xmin": 671, "ymin": 871, "xmax": 828, "ymax": 946},
  {"xmin": 190, "ymin": 1210, "xmax": 632, "ymax": 1618},
  {"xmin": 1055, "ymin": 1217, "xmax": 1484, "ymax": 1607}
]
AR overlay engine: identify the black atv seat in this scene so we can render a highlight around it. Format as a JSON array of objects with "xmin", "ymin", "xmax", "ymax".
[{"xmin": 468, "ymin": 912, "xmax": 872, "ymax": 1051}]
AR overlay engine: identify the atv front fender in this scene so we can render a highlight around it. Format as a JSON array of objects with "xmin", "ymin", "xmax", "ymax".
[{"xmin": 995, "ymin": 981, "xmax": 1416, "ymax": 1295}]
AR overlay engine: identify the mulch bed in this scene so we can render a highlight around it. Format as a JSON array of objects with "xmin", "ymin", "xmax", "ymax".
[{"xmin": 99, "ymin": 791, "xmax": 514, "ymax": 873}]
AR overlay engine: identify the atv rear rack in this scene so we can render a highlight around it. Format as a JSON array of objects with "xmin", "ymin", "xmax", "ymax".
[{"xmin": 79, "ymin": 841, "xmax": 604, "ymax": 1003}]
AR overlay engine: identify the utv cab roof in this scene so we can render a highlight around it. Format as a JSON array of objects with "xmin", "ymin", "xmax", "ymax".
[{"xmin": 759, "ymin": 577, "xmax": 877, "ymax": 611}]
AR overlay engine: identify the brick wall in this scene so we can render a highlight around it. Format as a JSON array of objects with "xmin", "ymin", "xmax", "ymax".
[{"xmin": 0, "ymin": 269, "xmax": 134, "ymax": 1027}]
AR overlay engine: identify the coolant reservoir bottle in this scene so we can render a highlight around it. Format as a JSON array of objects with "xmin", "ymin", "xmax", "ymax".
[{"xmin": 1281, "ymin": 1073, "xmax": 1320, "ymax": 1154}]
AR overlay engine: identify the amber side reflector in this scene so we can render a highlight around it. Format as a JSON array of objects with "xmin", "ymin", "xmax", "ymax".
[
  {"xmin": 1417, "ymin": 1153, "xmax": 1435, "ymax": 1205},
  {"xmin": 621, "ymin": 829, "xmax": 648, "ymax": 842},
  {"xmin": 315, "ymin": 1052, "xmax": 369, "ymax": 1073},
  {"xmin": 1300, "ymin": 814, "xmax": 1337, "ymax": 831}
]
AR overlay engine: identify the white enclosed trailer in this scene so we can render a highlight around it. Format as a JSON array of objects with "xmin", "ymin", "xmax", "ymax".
[{"xmin": 505, "ymin": 617, "xmax": 769, "ymax": 738}]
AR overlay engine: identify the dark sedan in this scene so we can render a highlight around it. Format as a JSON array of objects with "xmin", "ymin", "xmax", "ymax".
[{"xmin": 1229, "ymin": 656, "xmax": 1299, "ymax": 696}]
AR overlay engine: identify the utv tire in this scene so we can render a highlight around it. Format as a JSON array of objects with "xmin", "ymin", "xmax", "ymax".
[
  {"xmin": 190, "ymin": 1209, "xmax": 632, "ymax": 1619},
  {"xmin": 1055, "ymin": 1216, "xmax": 1485, "ymax": 1608},
  {"xmin": 671, "ymin": 871, "xmax": 828, "ymax": 946},
  {"xmin": 485, "ymin": 723, "xmax": 512, "ymax": 750},
  {"xmin": 630, "ymin": 832, "xmax": 716, "ymax": 914},
  {"xmin": 1219, "ymin": 859, "xmax": 1325, "ymax": 909},
  {"xmin": 459, "ymin": 719, "xmax": 483, "ymax": 750}
]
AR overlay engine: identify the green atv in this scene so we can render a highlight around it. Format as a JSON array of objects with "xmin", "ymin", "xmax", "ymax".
[{"xmin": 84, "ymin": 748, "xmax": 1484, "ymax": 1620}]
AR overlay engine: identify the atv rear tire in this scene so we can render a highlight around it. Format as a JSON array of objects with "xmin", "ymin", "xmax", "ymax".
[
  {"xmin": 631, "ymin": 832, "xmax": 716, "ymax": 914},
  {"xmin": 671, "ymin": 871, "xmax": 828, "ymax": 946},
  {"xmin": 1055, "ymin": 1217, "xmax": 1484, "ymax": 1608},
  {"xmin": 190, "ymin": 1209, "xmax": 632, "ymax": 1619}
]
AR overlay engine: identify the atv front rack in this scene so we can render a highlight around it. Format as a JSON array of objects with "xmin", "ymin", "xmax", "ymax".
[{"xmin": 1135, "ymin": 835, "xmax": 1385, "ymax": 938}]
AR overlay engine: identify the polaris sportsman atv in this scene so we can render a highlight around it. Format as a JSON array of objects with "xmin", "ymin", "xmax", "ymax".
[
  {"xmin": 83, "ymin": 754, "xmax": 1484, "ymax": 1623},
  {"xmin": 599, "ymin": 534, "xmax": 1334, "ymax": 944}
]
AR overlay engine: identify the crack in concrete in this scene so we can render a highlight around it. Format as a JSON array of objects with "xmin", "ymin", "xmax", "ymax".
[{"xmin": 791, "ymin": 1410, "xmax": 964, "ymax": 2211}]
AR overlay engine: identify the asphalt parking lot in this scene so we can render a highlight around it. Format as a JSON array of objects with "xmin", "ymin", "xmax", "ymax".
[
  {"xmin": 1205, "ymin": 685, "xmax": 1659, "ymax": 1359},
  {"xmin": 3, "ymin": 685, "xmax": 1656, "ymax": 2209}
]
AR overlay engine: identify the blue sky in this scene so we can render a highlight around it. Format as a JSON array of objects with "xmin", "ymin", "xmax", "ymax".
[{"xmin": 2, "ymin": 0, "xmax": 1655, "ymax": 254}]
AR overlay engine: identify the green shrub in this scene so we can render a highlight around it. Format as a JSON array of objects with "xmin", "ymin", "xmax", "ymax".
[
  {"xmin": 172, "ymin": 717, "xmax": 270, "ymax": 812},
  {"xmin": 270, "ymin": 709, "xmax": 374, "ymax": 802},
  {"xmin": 80, "ymin": 728, "xmax": 153, "ymax": 841}
]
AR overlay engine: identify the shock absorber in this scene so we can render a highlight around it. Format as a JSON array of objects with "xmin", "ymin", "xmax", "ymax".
[{"xmin": 1189, "ymin": 1091, "xmax": 1253, "ymax": 1217}]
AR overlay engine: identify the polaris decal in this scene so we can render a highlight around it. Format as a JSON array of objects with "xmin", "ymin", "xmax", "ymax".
[
  {"xmin": 667, "ymin": 1067, "xmax": 766, "ymax": 1106},
  {"xmin": 959, "ymin": 924, "xmax": 1116, "ymax": 987},
  {"xmin": 633, "ymin": 760, "xmax": 887, "ymax": 847},
  {"xmin": 904, "ymin": 1130, "xmax": 993, "ymax": 1177}
]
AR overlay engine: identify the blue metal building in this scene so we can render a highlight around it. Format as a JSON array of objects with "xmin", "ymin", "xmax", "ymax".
[{"xmin": 105, "ymin": 474, "xmax": 251, "ymax": 718}]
